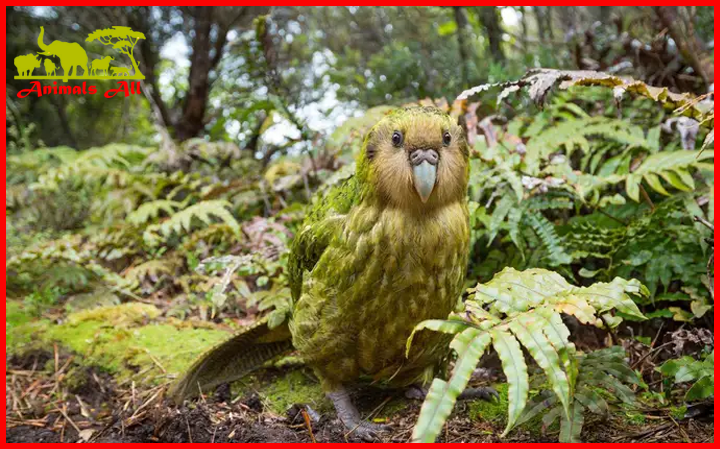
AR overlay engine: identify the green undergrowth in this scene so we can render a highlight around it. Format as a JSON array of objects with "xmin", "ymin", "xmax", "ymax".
[
  {"xmin": 260, "ymin": 369, "xmax": 331, "ymax": 414},
  {"xmin": 468, "ymin": 383, "xmax": 549, "ymax": 436},
  {"xmin": 6, "ymin": 300, "xmax": 229, "ymax": 384}
]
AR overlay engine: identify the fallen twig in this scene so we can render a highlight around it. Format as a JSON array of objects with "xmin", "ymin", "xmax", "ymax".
[{"xmin": 301, "ymin": 408, "xmax": 317, "ymax": 443}]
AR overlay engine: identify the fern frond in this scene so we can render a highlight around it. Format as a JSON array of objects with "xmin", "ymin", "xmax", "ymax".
[
  {"xmin": 144, "ymin": 200, "xmax": 241, "ymax": 245},
  {"xmin": 413, "ymin": 329, "xmax": 492, "ymax": 443},
  {"xmin": 127, "ymin": 200, "xmax": 183, "ymax": 225},
  {"xmin": 410, "ymin": 268, "xmax": 648, "ymax": 443},
  {"xmin": 525, "ymin": 211, "xmax": 572, "ymax": 266},
  {"xmin": 125, "ymin": 259, "xmax": 179, "ymax": 284},
  {"xmin": 524, "ymin": 116, "xmax": 646, "ymax": 173},
  {"xmin": 626, "ymin": 150, "xmax": 714, "ymax": 200},
  {"xmin": 31, "ymin": 144, "xmax": 153, "ymax": 191}
]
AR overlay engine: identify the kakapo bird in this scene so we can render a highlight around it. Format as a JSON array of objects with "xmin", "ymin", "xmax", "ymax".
[{"xmin": 171, "ymin": 106, "xmax": 496, "ymax": 439}]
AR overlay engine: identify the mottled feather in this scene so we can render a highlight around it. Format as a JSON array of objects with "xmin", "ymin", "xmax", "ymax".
[{"xmin": 173, "ymin": 106, "xmax": 470, "ymax": 403}]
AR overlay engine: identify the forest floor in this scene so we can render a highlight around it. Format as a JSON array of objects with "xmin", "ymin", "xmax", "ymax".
[{"xmin": 6, "ymin": 299, "xmax": 714, "ymax": 443}]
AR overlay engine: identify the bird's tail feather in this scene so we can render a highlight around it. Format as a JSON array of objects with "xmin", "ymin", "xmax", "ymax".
[{"xmin": 169, "ymin": 317, "xmax": 293, "ymax": 404}]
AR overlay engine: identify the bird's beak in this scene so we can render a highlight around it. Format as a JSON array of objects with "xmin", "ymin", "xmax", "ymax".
[{"xmin": 410, "ymin": 149, "xmax": 439, "ymax": 203}]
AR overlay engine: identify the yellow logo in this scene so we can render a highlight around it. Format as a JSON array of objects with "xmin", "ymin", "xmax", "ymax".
[{"xmin": 14, "ymin": 26, "xmax": 146, "ymax": 82}]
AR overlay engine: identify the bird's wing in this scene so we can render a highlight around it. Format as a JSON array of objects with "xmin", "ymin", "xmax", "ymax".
[{"xmin": 288, "ymin": 174, "xmax": 360, "ymax": 302}]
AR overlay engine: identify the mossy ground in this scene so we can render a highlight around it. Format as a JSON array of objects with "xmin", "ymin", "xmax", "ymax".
[
  {"xmin": 6, "ymin": 299, "xmax": 714, "ymax": 443},
  {"xmin": 260, "ymin": 369, "xmax": 330, "ymax": 414},
  {"xmin": 8, "ymin": 299, "xmax": 341, "ymax": 418},
  {"xmin": 7, "ymin": 300, "xmax": 229, "ymax": 384},
  {"xmin": 467, "ymin": 383, "xmax": 509, "ymax": 424}
]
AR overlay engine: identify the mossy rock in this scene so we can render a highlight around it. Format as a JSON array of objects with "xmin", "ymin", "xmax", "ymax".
[
  {"xmin": 66, "ymin": 302, "xmax": 160, "ymax": 327},
  {"xmin": 7, "ymin": 301, "xmax": 231, "ymax": 385}
]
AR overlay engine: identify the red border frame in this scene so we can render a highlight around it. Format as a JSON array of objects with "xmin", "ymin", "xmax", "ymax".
[{"xmin": 2, "ymin": 3, "xmax": 717, "ymax": 445}]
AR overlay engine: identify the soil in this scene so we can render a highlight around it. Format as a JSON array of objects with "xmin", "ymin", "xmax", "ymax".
[{"xmin": 6, "ymin": 351, "xmax": 714, "ymax": 443}]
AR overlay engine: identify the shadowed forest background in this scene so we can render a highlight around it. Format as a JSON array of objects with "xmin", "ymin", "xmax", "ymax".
[{"xmin": 6, "ymin": 6, "xmax": 715, "ymax": 443}]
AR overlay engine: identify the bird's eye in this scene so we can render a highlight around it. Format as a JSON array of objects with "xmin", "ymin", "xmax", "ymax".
[
  {"xmin": 392, "ymin": 131, "xmax": 403, "ymax": 147},
  {"xmin": 442, "ymin": 131, "xmax": 452, "ymax": 146}
]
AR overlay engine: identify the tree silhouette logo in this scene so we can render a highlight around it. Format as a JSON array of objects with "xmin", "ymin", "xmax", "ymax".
[{"xmin": 14, "ymin": 25, "xmax": 146, "ymax": 81}]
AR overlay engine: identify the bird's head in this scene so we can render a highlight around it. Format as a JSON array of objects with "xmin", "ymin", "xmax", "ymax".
[{"xmin": 357, "ymin": 106, "xmax": 469, "ymax": 212}]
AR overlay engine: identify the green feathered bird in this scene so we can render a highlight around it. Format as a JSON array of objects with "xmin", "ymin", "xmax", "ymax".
[{"xmin": 171, "ymin": 106, "xmax": 488, "ymax": 439}]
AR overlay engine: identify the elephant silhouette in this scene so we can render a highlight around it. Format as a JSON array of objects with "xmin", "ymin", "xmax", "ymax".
[
  {"xmin": 91, "ymin": 55, "xmax": 114, "ymax": 76},
  {"xmin": 14, "ymin": 53, "xmax": 41, "ymax": 77},
  {"xmin": 44, "ymin": 58, "xmax": 57, "ymax": 77},
  {"xmin": 37, "ymin": 26, "xmax": 88, "ymax": 82}
]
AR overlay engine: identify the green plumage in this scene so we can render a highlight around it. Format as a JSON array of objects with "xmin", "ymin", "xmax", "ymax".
[{"xmin": 172, "ymin": 106, "xmax": 470, "ymax": 408}]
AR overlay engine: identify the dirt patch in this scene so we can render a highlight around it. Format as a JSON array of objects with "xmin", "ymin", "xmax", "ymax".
[{"xmin": 6, "ymin": 350, "xmax": 714, "ymax": 443}]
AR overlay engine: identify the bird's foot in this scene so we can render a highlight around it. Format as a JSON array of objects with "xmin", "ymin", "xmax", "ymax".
[
  {"xmin": 327, "ymin": 388, "xmax": 392, "ymax": 441},
  {"xmin": 458, "ymin": 386, "xmax": 500, "ymax": 401},
  {"xmin": 345, "ymin": 420, "xmax": 393, "ymax": 442},
  {"xmin": 404, "ymin": 384, "xmax": 428, "ymax": 400},
  {"xmin": 405, "ymin": 384, "xmax": 499, "ymax": 402}
]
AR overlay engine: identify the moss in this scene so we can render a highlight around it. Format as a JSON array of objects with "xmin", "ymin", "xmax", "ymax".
[
  {"xmin": 46, "ymin": 319, "xmax": 228, "ymax": 382},
  {"xmin": 623, "ymin": 411, "xmax": 647, "ymax": 425},
  {"xmin": 261, "ymin": 369, "xmax": 330, "ymax": 414},
  {"xmin": 122, "ymin": 324, "xmax": 229, "ymax": 376},
  {"xmin": 467, "ymin": 383, "xmax": 546, "ymax": 436},
  {"xmin": 6, "ymin": 300, "xmax": 51, "ymax": 353},
  {"xmin": 617, "ymin": 402, "xmax": 648, "ymax": 425},
  {"xmin": 47, "ymin": 320, "xmax": 107, "ymax": 358},
  {"xmin": 64, "ymin": 290, "xmax": 119, "ymax": 313},
  {"xmin": 8, "ymin": 301, "xmax": 229, "ymax": 385},
  {"xmin": 468, "ymin": 383, "xmax": 509, "ymax": 423},
  {"xmin": 7, "ymin": 301, "xmax": 30, "ymax": 328},
  {"xmin": 7, "ymin": 320, "xmax": 53, "ymax": 354},
  {"xmin": 670, "ymin": 405, "xmax": 687, "ymax": 421},
  {"xmin": 67, "ymin": 303, "xmax": 161, "ymax": 327},
  {"xmin": 375, "ymin": 397, "xmax": 409, "ymax": 419}
]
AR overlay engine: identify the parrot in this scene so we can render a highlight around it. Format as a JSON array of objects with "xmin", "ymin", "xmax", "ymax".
[{"xmin": 170, "ymin": 106, "xmax": 496, "ymax": 440}]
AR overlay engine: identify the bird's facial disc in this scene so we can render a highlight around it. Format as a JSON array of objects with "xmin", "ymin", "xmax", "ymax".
[{"xmin": 410, "ymin": 149, "xmax": 439, "ymax": 203}]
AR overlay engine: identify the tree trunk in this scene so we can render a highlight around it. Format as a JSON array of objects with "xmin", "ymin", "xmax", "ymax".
[
  {"xmin": 654, "ymin": 6, "xmax": 714, "ymax": 88},
  {"xmin": 599, "ymin": 6, "xmax": 611, "ymax": 24},
  {"xmin": 51, "ymin": 94, "xmax": 78, "ymax": 149},
  {"xmin": 129, "ymin": 6, "xmax": 268, "ymax": 142},
  {"xmin": 478, "ymin": 6, "xmax": 505, "ymax": 63},
  {"xmin": 546, "ymin": 7, "xmax": 554, "ymax": 40},
  {"xmin": 533, "ymin": 6, "xmax": 545, "ymax": 42},
  {"xmin": 519, "ymin": 6, "xmax": 528, "ymax": 54},
  {"xmin": 453, "ymin": 6, "xmax": 469, "ymax": 88},
  {"xmin": 175, "ymin": 7, "xmax": 214, "ymax": 141},
  {"xmin": 129, "ymin": 7, "xmax": 174, "ymax": 131}
]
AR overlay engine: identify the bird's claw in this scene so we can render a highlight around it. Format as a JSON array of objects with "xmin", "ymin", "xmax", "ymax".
[
  {"xmin": 328, "ymin": 388, "xmax": 393, "ymax": 441},
  {"xmin": 404, "ymin": 385, "xmax": 428, "ymax": 400},
  {"xmin": 346, "ymin": 420, "xmax": 393, "ymax": 442},
  {"xmin": 458, "ymin": 386, "xmax": 500, "ymax": 402},
  {"xmin": 406, "ymin": 384, "xmax": 499, "ymax": 402}
]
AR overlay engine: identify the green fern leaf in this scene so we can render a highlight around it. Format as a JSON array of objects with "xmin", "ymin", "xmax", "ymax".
[
  {"xmin": 412, "ymin": 268, "xmax": 648, "ymax": 442},
  {"xmin": 412, "ymin": 329, "xmax": 491, "ymax": 443},
  {"xmin": 406, "ymin": 319, "xmax": 470, "ymax": 357},
  {"xmin": 525, "ymin": 211, "xmax": 572, "ymax": 266},
  {"xmin": 127, "ymin": 200, "xmax": 183, "ymax": 225},
  {"xmin": 559, "ymin": 401, "xmax": 584, "ymax": 443},
  {"xmin": 158, "ymin": 200, "xmax": 241, "ymax": 238},
  {"xmin": 643, "ymin": 173, "xmax": 670, "ymax": 196},
  {"xmin": 491, "ymin": 329, "xmax": 529, "ymax": 436},
  {"xmin": 509, "ymin": 311, "xmax": 572, "ymax": 419},
  {"xmin": 575, "ymin": 388, "xmax": 608, "ymax": 415}
]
